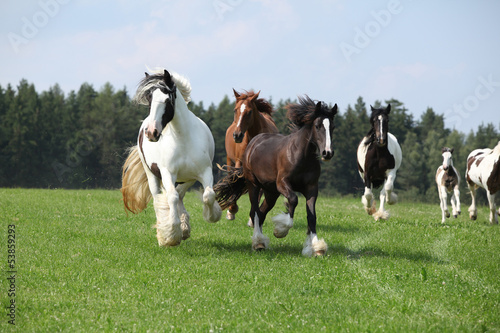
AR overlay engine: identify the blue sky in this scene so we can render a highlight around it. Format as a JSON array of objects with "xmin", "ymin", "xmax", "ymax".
[{"xmin": 1, "ymin": 0, "xmax": 499, "ymax": 134}]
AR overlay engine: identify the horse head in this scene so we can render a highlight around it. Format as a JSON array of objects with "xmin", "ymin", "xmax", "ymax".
[
  {"xmin": 232, "ymin": 89, "xmax": 260, "ymax": 143},
  {"xmin": 144, "ymin": 70, "xmax": 177, "ymax": 142},
  {"xmin": 441, "ymin": 147, "xmax": 454, "ymax": 171},
  {"xmin": 312, "ymin": 102, "xmax": 338, "ymax": 161},
  {"xmin": 370, "ymin": 104, "xmax": 391, "ymax": 147}
]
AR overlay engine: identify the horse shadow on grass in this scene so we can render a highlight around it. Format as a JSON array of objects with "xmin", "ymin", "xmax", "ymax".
[{"xmin": 191, "ymin": 236, "xmax": 446, "ymax": 264}]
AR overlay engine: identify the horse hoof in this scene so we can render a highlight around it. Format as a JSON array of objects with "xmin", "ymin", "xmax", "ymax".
[
  {"xmin": 226, "ymin": 211, "xmax": 235, "ymax": 220},
  {"xmin": 273, "ymin": 229, "xmax": 289, "ymax": 238},
  {"xmin": 453, "ymin": 215, "xmax": 457, "ymax": 219},
  {"xmin": 247, "ymin": 219, "xmax": 254, "ymax": 228},
  {"xmin": 445, "ymin": 212, "xmax": 450, "ymax": 218},
  {"xmin": 470, "ymin": 215, "xmax": 477, "ymax": 221},
  {"xmin": 314, "ymin": 250, "xmax": 326, "ymax": 257},
  {"xmin": 253, "ymin": 243, "xmax": 266, "ymax": 251}
]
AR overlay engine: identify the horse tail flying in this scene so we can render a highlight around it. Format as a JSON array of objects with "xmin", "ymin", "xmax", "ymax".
[
  {"xmin": 121, "ymin": 146, "xmax": 152, "ymax": 214},
  {"xmin": 214, "ymin": 165, "xmax": 248, "ymax": 210}
]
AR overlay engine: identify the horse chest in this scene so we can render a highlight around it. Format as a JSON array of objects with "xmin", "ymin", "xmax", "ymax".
[{"xmin": 366, "ymin": 147, "xmax": 395, "ymax": 181}]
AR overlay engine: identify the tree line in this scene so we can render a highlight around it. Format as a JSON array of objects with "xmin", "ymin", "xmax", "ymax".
[{"xmin": 1, "ymin": 79, "xmax": 499, "ymax": 204}]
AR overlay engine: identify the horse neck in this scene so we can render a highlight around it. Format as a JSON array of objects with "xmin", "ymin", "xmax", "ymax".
[
  {"xmin": 168, "ymin": 98, "xmax": 192, "ymax": 134},
  {"xmin": 290, "ymin": 125, "xmax": 317, "ymax": 160},
  {"xmin": 246, "ymin": 111, "xmax": 268, "ymax": 139}
]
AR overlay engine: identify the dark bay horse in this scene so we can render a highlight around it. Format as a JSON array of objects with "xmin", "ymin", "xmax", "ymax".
[
  {"xmin": 435, "ymin": 147, "xmax": 461, "ymax": 223},
  {"xmin": 224, "ymin": 89, "xmax": 278, "ymax": 220},
  {"xmin": 465, "ymin": 140, "xmax": 500, "ymax": 224},
  {"xmin": 357, "ymin": 105, "xmax": 402, "ymax": 221},
  {"xmin": 215, "ymin": 96, "xmax": 337, "ymax": 256}
]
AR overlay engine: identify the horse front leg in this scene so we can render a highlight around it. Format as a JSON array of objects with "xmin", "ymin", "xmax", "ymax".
[
  {"xmin": 275, "ymin": 178, "xmax": 298, "ymax": 237},
  {"xmin": 437, "ymin": 185, "xmax": 449, "ymax": 223},
  {"xmin": 486, "ymin": 191, "xmax": 498, "ymax": 225},
  {"xmin": 199, "ymin": 167, "xmax": 222, "ymax": 223},
  {"xmin": 155, "ymin": 173, "xmax": 183, "ymax": 247},
  {"xmin": 249, "ymin": 185, "xmax": 270, "ymax": 251},
  {"xmin": 451, "ymin": 185, "xmax": 461, "ymax": 218},
  {"xmin": 302, "ymin": 187, "xmax": 327, "ymax": 257},
  {"xmin": 467, "ymin": 182, "xmax": 478, "ymax": 220},
  {"xmin": 361, "ymin": 173, "xmax": 376, "ymax": 216}
]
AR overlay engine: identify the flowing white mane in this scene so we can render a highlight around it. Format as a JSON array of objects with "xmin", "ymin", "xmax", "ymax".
[{"xmin": 133, "ymin": 68, "xmax": 192, "ymax": 105}]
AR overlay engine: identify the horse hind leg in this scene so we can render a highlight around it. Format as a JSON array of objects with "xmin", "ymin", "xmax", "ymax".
[
  {"xmin": 176, "ymin": 181, "xmax": 195, "ymax": 240},
  {"xmin": 203, "ymin": 186, "xmax": 222, "ymax": 223}
]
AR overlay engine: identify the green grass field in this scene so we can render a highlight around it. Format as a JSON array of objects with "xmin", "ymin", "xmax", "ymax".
[{"xmin": 1, "ymin": 188, "xmax": 499, "ymax": 332}]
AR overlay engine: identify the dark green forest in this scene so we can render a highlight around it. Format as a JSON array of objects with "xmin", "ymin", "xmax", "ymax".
[{"xmin": 1, "ymin": 79, "xmax": 499, "ymax": 204}]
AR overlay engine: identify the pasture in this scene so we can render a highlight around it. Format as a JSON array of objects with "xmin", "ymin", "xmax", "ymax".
[{"xmin": 1, "ymin": 188, "xmax": 499, "ymax": 332}]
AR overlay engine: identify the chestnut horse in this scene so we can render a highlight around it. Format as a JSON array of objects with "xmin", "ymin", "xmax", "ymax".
[
  {"xmin": 215, "ymin": 96, "xmax": 337, "ymax": 256},
  {"xmin": 435, "ymin": 147, "xmax": 461, "ymax": 223},
  {"xmin": 224, "ymin": 89, "xmax": 278, "ymax": 220},
  {"xmin": 465, "ymin": 140, "xmax": 500, "ymax": 224},
  {"xmin": 357, "ymin": 105, "xmax": 402, "ymax": 221}
]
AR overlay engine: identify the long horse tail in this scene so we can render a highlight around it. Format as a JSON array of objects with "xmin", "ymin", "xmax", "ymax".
[
  {"xmin": 121, "ymin": 146, "xmax": 152, "ymax": 214},
  {"xmin": 214, "ymin": 165, "xmax": 248, "ymax": 210}
]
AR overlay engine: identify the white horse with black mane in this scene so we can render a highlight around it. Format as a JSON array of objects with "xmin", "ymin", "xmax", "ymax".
[
  {"xmin": 435, "ymin": 147, "xmax": 461, "ymax": 223},
  {"xmin": 465, "ymin": 140, "xmax": 500, "ymax": 224},
  {"xmin": 357, "ymin": 105, "xmax": 402, "ymax": 221},
  {"xmin": 121, "ymin": 69, "xmax": 221, "ymax": 246}
]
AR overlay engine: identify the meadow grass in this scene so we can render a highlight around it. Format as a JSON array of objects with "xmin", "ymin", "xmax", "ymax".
[{"xmin": 0, "ymin": 188, "xmax": 499, "ymax": 332}]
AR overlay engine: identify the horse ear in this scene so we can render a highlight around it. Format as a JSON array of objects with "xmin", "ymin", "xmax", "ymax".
[
  {"xmin": 385, "ymin": 104, "xmax": 391, "ymax": 114},
  {"xmin": 370, "ymin": 105, "xmax": 375, "ymax": 111},
  {"xmin": 233, "ymin": 88, "xmax": 240, "ymax": 98},
  {"xmin": 441, "ymin": 147, "xmax": 446, "ymax": 154},
  {"xmin": 450, "ymin": 148, "xmax": 454, "ymax": 154},
  {"xmin": 144, "ymin": 72, "xmax": 150, "ymax": 78},
  {"xmin": 163, "ymin": 70, "xmax": 173, "ymax": 87},
  {"xmin": 315, "ymin": 101, "xmax": 322, "ymax": 111},
  {"xmin": 331, "ymin": 103, "xmax": 338, "ymax": 115},
  {"xmin": 252, "ymin": 90, "xmax": 261, "ymax": 100}
]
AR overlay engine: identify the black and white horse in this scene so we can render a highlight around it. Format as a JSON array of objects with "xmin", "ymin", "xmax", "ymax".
[
  {"xmin": 357, "ymin": 105, "xmax": 402, "ymax": 221},
  {"xmin": 435, "ymin": 147, "xmax": 461, "ymax": 223},
  {"xmin": 465, "ymin": 140, "xmax": 500, "ymax": 224}
]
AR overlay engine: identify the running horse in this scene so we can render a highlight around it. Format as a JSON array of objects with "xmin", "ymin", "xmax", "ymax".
[
  {"xmin": 215, "ymin": 96, "xmax": 337, "ymax": 256},
  {"xmin": 357, "ymin": 105, "xmax": 402, "ymax": 221},
  {"xmin": 121, "ymin": 69, "xmax": 221, "ymax": 247},
  {"xmin": 465, "ymin": 140, "xmax": 500, "ymax": 224},
  {"xmin": 435, "ymin": 147, "xmax": 461, "ymax": 223},
  {"xmin": 224, "ymin": 89, "xmax": 278, "ymax": 220}
]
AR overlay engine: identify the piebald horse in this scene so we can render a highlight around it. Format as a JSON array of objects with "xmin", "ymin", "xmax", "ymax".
[
  {"xmin": 224, "ymin": 89, "xmax": 278, "ymax": 220},
  {"xmin": 121, "ymin": 69, "xmax": 221, "ymax": 247},
  {"xmin": 215, "ymin": 96, "xmax": 337, "ymax": 256},
  {"xmin": 465, "ymin": 140, "xmax": 500, "ymax": 224},
  {"xmin": 435, "ymin": 147, "xmax": 461, "ymax": 223},
  {"xmin": 357, "ymin": 105, "xmax": 402, "ymax": 221}
]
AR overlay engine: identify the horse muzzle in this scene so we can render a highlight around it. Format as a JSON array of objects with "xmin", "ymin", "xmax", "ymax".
[
  {"xmin": 233, "ymin": 131, "xmax": 244, "ymax": 143},
  {"xmin": 145, "ymin": 120, "xmax": 161, "ymax": 142},
  {"xmin": 321, "ymin": 150, "xmax": 334, "ymax": 161}
]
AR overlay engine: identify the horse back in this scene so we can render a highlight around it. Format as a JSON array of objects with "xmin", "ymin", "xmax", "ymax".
[{"xmin": 466, "ymin": 147, "xmax": 500, "ymax": 193}]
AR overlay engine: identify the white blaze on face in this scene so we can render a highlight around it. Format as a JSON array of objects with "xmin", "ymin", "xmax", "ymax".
[
  {"xmin": 236, "ymin": 103, "xmax": 246, "ymax": 128},
  {"xmin": 442, "ymin": 152, "xmax": 452, "ymax": 169},
  {"xmin": 323, "ymin": 118, "xmax": 331, "ymax": 152},
  {"xmin": 146, "ymin": 89, "xmax": 168, "ymax": 139},
  {"xmin": 378, "ymin": 115, "xmax": 384, "ymax": 137}
]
